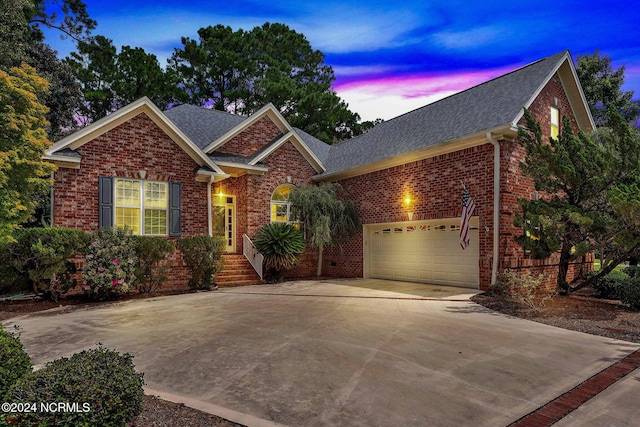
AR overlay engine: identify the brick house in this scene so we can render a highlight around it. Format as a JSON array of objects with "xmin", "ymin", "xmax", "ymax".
[{"xmin": 44, "ymin": 50, "xmax": 594, "ymax": 291}]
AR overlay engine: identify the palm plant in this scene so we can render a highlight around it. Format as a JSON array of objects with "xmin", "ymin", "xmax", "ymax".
[{"xmin": 253, "ymin": 223, "xmax": 305, "ymax": 278}]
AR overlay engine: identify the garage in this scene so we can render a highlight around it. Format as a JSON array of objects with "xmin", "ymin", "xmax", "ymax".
[{"xmin": 366, "ymin": 217, "xmax": 479, "ymax": 288}]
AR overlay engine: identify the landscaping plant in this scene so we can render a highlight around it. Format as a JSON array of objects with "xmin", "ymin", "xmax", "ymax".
[
  {"xmin": 489, "ymin": 269, "xmax": 545, "ymax": 309},
  {"xmin": 176, "ymin": 235, "xmax": 225, "ymax": 289},
  {"xmin": 0, "ymin": 326, "xmax": 31, "ymax": 401},
  {"xmin": 253, "ymin": 223, "xmax": 305, "ymax": 279},
  {"xmin": 2, "ymin": 346, "xmax": 144, "ymax": 427},
  {"xmin": 83, "ymin": 228, "xmax": 138, "ymax": 300},
  {"xmin": 132, "ymin": 236, "xmax": 175, "ymax": 293},
  {"xmin": 0, "ymin": 227, "xmax": 89, "ymax": 300}
]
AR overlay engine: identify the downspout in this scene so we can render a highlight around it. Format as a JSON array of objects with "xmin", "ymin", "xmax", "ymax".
[
  {"xmin": 487, "ymin": 133, "xmax": 500, "ymax": 284},
  {"xmin": 207, "ymin": 178, "xmax": 213, "ymax": 236},
  {"xmin": 49, "ymin": 172, "xmax": 55, "ymax": 227}
]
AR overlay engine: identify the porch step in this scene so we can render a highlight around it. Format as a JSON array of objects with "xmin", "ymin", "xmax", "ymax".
[{"xmin": 217, "ymin": 255, "xmax": 265, "ymax": 287}]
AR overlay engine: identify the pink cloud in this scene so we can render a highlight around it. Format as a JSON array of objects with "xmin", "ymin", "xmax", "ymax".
[{"xmin": 334, "ymin": 65, "xmax": 520, "ymax": 100}]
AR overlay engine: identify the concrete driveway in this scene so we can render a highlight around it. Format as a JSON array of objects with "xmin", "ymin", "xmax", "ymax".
[{"xmin": 3, "ymin": 279, "xmax": 639, "ymax": 426}]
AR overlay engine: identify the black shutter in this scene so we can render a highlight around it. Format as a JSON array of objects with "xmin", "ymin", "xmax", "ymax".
[
  {"xmin": 98, "ymin": 176, "xmax": 114, "ymax": 228},
  {"xmin": 169, "ymin": 182, "xmax": 182, "ymax": 237}
]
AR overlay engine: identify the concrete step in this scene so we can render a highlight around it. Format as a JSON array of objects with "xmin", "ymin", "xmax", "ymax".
[
  {"xmin": 217, "ymin": 269, "xmax": 257, "ymax": 277},
  {"xmin": 217, "ymin": 279, "xmax": 266, "ymax": 287},
  {"xmin": 216, "ymin": 274, "xmax": 263, "ymax": 282}
]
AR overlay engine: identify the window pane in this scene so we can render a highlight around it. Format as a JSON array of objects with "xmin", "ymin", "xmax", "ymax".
[
  {"xmin": 144, "ymin": 209, "xmax": 167, "ymax": 235},
  {"xmin": 271, "ymin": 203, "xmax": 288, "ymax": 222},
  {"xmin": 271, "ymin": 184, "xmax": 294, "ymax": 201},
  {"xmin": 145, "ymin": 182, "xmax": 168, "ymax": 208},
  {"xmin": 116, "ymin": 179, "xmax": 140, "ymax": 207},
  {"xmin": 116, "ymin": 207, "xmax": 140, "ymax": 234}
]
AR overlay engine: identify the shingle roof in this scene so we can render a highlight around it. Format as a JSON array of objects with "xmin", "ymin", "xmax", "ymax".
[
  {"xmin": 317, "ymin": 51, "xmax": 570, "ymax": 178},
  {"xmin": 163, "ymin": 104, "xmax": 246, "ymax": 149},
  {"xmin": 292, "ymin": 127, "xmax": 332, "ymax": 165}
]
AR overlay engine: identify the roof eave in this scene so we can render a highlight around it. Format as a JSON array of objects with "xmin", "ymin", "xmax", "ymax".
[{"xmin": 315, "ymin": 125, "xmax": 514, "ymax": 182}]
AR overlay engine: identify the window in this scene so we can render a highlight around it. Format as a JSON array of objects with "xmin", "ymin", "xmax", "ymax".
[
  {"xmin": 115, "ymin": 179, "xmax": 168, "ymax": 235},
  {"xmin": 550, "ymin": 106, "xmax": 559, "ymax": 139},
  {"xmin": 270, "ymin": 184, "xmax": 295, "ymax": 223}
]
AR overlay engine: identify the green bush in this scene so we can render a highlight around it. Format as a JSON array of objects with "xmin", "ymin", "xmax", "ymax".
[
  {"xmin": 0, "ymin": 326, "xmax": 32, "ymax": 401},
  {"xmin": 176, "ymin": 235, "xmax": 225, "ymax": 289},
  {"xmin": 618, "ymin": 277, "xmax": 640, "ymax": 311},
  {"xmin": 0, "ymin": 228, "xmax": 89, "ymax": 300},
  {"xmin": 586, "ymin": 269, "xmax": 628, "ymax": 299},
  {"xmin": 2, "ymin": 346, "xmax": 144, "ymax": 427},
  {"xmin": 132, "ymin": 236, "xmax": 175, "ymax": 293},
  {"xmin": 623, "ymin": 266, "xmax": 640, "ymax": 279},
  {"xmin": 253, "ymin": 223, "xmax": 305, "ymax": 278},
  {"xmin": 83, "ymin": 228, "xmax": 138, "ymax": 300}
]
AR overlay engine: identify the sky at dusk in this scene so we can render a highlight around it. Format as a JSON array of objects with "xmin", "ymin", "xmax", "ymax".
[{"xmin": 43, "ymin": 0, "xmax": 640, "ymax": 121}]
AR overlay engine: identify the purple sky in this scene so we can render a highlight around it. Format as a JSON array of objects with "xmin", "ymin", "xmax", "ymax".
[{"xmin": 44, "ymin": 0, "xmax": 640, "ymax": 121}]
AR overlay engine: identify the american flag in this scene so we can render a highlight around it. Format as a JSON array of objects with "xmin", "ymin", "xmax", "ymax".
[{"xmin": 460, "ymin": 187, "xmax": 476, "ymax": 250}]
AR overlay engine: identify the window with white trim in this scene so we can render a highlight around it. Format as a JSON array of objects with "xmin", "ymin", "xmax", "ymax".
[
  {"xmin": 270, "ymin": 184, "xmax": 295, "ymax": 224},
  {"xmin": 115, "ymin": 179, "xmax": 168, "ymax": 235}
]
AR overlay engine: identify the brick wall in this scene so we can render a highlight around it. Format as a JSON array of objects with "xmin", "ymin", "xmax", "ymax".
[
  {"xmin": 217, "ymin": 116, "xmax": 283, "ymax": 157},
  {"xmin": 53, "ymin": 113, "xmax": 209, "ymax": 288},
  {"xmin": 329, "ymin": 144, "xmax": 496, "ymax": 287}
]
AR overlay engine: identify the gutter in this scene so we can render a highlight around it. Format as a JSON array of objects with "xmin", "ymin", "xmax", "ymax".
[{"xmin": 487, "ymin": 133, "xmax": 501, "ymax": 284}]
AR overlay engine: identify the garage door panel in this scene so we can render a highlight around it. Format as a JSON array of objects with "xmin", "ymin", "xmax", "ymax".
[{"xmin": 368, "ymin": 218, "xmax": 479, "ymax": 288}]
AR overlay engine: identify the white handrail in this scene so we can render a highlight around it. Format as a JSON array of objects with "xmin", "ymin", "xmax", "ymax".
[{"xmin": 243, "ymin": 234, "xmax": 263, "ymax": 280}]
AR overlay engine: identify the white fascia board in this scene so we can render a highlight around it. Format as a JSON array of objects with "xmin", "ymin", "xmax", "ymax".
[
  {"xmin": 249, "ymin": 131, "xmax": 325, "ymax": 173},
  {"xmin": 42, "ymin": 154, "xmax": 81, "ymax": 169},
  {"xmin": 214, "ymin": 161, "xmax": 269, "ymax": 173},
  {"xmin": 202, "ymin": 103, "xmax": 292, "ymax": 154},
  {"xmin": 511, "ymin": 52, "xmax": 595, "ymax": 132}
]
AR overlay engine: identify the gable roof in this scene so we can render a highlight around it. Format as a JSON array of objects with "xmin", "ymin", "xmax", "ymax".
[
  {"xmin": 316, "ymin": 50, "xmax": 594, "ymax": 181},
  {"xmin": 166, "ymin": 103, "xmax": 329, "ymax": 173},
  {"xmin": 45, "ymin": 97, "xmax": 227, "ymax": 177}
]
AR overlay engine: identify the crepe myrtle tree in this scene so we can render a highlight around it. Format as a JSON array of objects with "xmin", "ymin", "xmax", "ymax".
[
  {"xmin": 515, "ymin": 108, "xmax": 640, "ymax": 294},
  {"xmin": 289, "ymin": 183, "xmax": 360, "ymax": 276}
]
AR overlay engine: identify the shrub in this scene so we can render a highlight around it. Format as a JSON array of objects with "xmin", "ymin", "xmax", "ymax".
[
  {"xmin": 83, "ymin": 228, "xmax": 138, "ymax": 300},
  {"xmin": 489, "ymin": 269, "xmax": 544, "ymax": 309},
  {"xmin": 0, "ymin": 326, "xmax": 32, "ymax": 401},
  {"xmin": 132, "ymin": 236, "xmax": 175, "ymax": 293},
  {"xmin": 588, "ymin": 269, "xmax": 628, "ymax": 299},
  {"xmin": 618, "ymin": 277, "xmax": 640, "ymax": 311},
  {"xmin": 623, "ymin": 266, "xmax": 640, "ymax": 279},
  {"xmin": 253, "ymin": 223, "xmax": 305, "ymax": 279},
  {"xmin": 2, "ymin": 346, "xmax": 144, "ymax": 427},
  {"xmin": 176, "ymin": 235, "xmax": 225, "ymax": 289},
  {"xmin": 0, "ymin": 228, "xmax": 89, "ymax": 300}
]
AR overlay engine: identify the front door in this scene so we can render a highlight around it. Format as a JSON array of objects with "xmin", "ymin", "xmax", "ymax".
[{"xmin": 213, "ymin": 195, "xmax": 235, "ymax": 252}]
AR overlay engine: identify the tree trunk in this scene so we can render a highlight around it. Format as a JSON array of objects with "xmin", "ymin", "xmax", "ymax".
[
  {"xmin": 316, "ymin": 245, "xmax": 323, "ymax": 276},
  {"xmin": 570, "ymin": 243, "xmax": 640, "ymax": 292},
  {"xmin": 557, "ymin": 243, "xmax": 572, "ymax": 295}
]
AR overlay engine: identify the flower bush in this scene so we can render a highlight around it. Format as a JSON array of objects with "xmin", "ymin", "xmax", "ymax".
[{"xmin": 83, "ymin": 228, "xmax": 138, "ymax": 300}]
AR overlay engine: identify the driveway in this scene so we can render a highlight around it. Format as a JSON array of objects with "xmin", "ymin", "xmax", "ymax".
[{"xmin": 3, "ymin": 279, "xmax": 639, "ymax": 426}]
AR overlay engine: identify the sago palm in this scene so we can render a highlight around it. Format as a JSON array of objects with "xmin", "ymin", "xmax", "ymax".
[{"xmin": 253, "ymin": 223, "xmax": 306, "ymax": 275}]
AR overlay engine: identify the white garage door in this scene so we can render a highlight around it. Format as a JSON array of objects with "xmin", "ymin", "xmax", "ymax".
[{"xmin": 367, "ymin": 217, "xmax": 479, "ymax": 288}]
